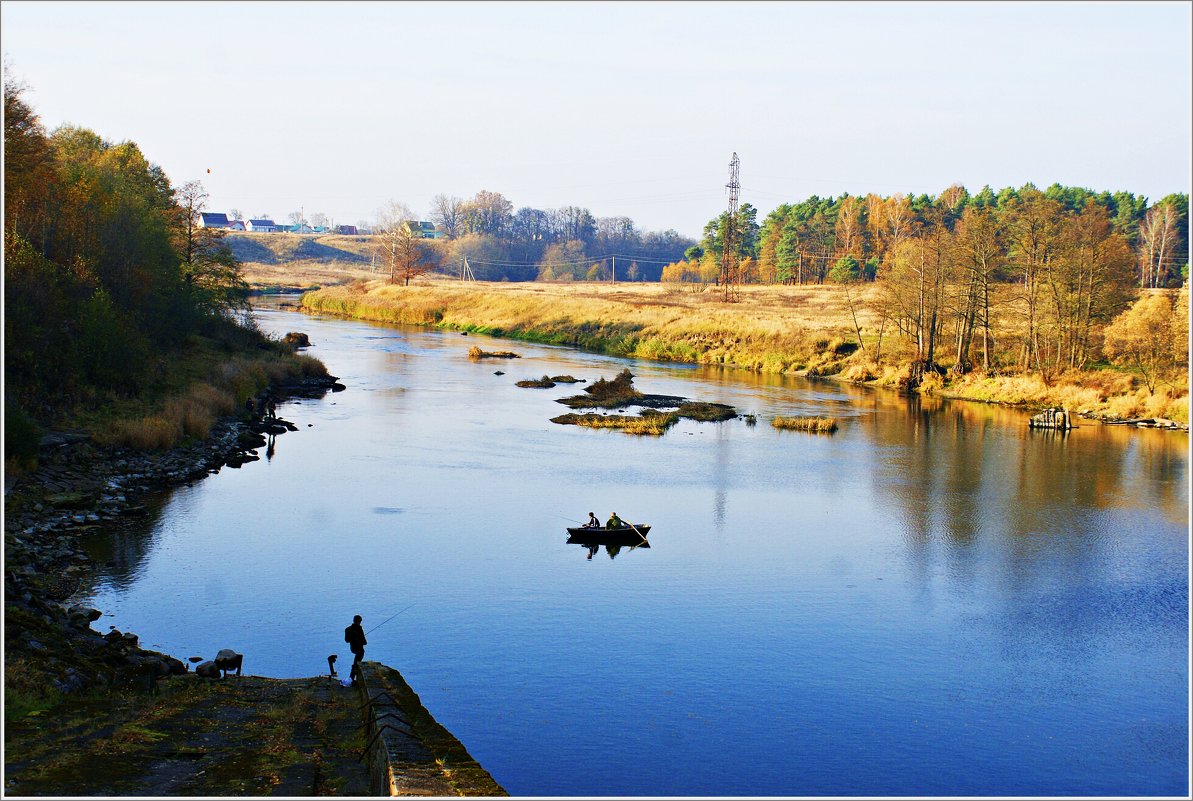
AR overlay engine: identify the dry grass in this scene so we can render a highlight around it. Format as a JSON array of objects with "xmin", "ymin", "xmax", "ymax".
[
  {"xmin": 299, "ymin": 278, "xmax": 1188, "ymax": 419},
  {"xmin": 516, "ymin": 376, "xmax": 556, "ymax": 388},
  {"xmin": 302, "ymin": 280, "xmax": 864, "ymax": 372},
  {"xmin": 551, "ymin": 411, "xmax": 679, "ymax": 436},
  {"xmin": 772, "ymin": 415, "xmax": 839, "ymax": 433},
  {"xmin": 94, "ymin": 351, "xmax": 322, "ymax": 450},
  {"xmin": 675, "ymin": 402, "xmax": 737, "ymax": 422},
  {"xmin": 468, "ymin": 346, "xmax": 520, "ymax": 359}
]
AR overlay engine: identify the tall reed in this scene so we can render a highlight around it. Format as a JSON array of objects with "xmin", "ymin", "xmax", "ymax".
[{"xmin": 771, "ymin": 416, "xmax": 839, "ymax": 433}]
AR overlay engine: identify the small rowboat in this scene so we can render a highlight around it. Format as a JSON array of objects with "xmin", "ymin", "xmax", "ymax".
[{"xmin": 566, "ymin": 524, "xmax": 650, "ymax": 538}]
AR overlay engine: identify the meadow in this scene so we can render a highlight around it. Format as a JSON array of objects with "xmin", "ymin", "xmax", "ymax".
[{"xmin": 300, "ymin": 278, "xmax": 1188, "ymax": 422}]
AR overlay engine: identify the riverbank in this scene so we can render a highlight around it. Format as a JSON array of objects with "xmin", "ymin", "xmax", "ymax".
[
  {"xmin": 4, "ymin": 383, "xmax": 508, "ymax": 795},
  {"xmin": 4, "ymin": 370, "xmax": 508, "ymax": 795},
  {"xmin": 300, "ymin": 279, "xmax": 1189, "ymax": 428},
  {"xmin": 4, "ymin": 662, "xmax": 504, "ymax": 796},
  {"xmin": 4, "ymin": 376, "xmax": 342, "ymax": 711}
]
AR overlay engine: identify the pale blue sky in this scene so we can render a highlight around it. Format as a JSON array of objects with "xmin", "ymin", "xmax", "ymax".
[{"xmin": 3, "ymin": 1, "xmax": 1190, "ymax": 236}]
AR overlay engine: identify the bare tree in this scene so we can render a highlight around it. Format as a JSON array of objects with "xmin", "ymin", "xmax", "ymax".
[
  {"xmin": 374, "ymin": 201, "xmax": 433, "ymax": 284},
  {"xmin": 310, "ymin": 211, "xmax": 329, "ymax": 229},
  {"xmin": 228, "ymin": 208, "xmax": 244, "ymax": 222},
  {"xmin": 429, "ymin": 194, "xmax": 465, "ymax": 239}
]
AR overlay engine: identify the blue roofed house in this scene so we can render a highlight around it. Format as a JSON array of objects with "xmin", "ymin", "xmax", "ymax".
[
  {"xmin": 401, "ymin": 220, "xmax": 444, "ymax": 239},
  {"xmin": 199, "ymin": 212, "xmax": 230, "ymax": 228},
  {"xmin": 247, "ymin": 219, "xmax": 278, "ymax": 232}
]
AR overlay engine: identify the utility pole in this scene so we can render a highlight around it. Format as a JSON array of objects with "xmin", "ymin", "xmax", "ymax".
[
  {"xmin": 719, "ymin": 152, "xmax": 740, "ymax": 302},
  {"xmin": 611, "ymin": 255, "xmax": 616, "ymax": 285}
]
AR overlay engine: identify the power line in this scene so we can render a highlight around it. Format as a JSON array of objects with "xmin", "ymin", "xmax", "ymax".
[{"xmin": 467, "ymin": 251, "xmax": 681, "ymax": 269}]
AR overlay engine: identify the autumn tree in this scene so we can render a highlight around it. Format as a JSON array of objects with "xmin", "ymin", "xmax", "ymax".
[
  {"xmin": 1002, "ymin": 188, "xmax": 1064, "ymax": 379},
  {"xmin": 461, "ymin": 190, "xmax": 513, "ymax": 238},
  {"xmin": 1138, "ymin": 196, "xmax": 1186, "ymax": 288},
  {"xmin": 834, "ymin": 196, "xmax": 865, "ymax": 259},
  {"xmin": 947, "ymin": 206, "xmax": 1003, "ymax": 373},
  {"xmin": 374, "ymin": 201, "xmax": 434, "ymax": 285},
  {"xmin": 537, "ymin": 240, "xmax": 588, "ymax": 281},
  {"xmin": 1044, "ymin": 201, "xmax": 1134, "ymax": 370},
  {"xmin": 1103, "ymin": 293, "xmax": 1177, "ymax": 392}
]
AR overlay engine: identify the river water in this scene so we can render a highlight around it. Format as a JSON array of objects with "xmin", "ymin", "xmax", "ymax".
[{"xmin": 81, "ymin": 304, "xmax": 1189, "ymax": 797}]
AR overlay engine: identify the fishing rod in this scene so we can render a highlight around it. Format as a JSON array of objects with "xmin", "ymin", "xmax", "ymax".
[{"xmin": 366, "ymin": 602, "xmax": 417, "ymax": 635}]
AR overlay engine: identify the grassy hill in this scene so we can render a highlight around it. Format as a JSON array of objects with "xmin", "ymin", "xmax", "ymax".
[{"xmin": 224, "ymin": 232, "xmax": 385, "ymax": 291}]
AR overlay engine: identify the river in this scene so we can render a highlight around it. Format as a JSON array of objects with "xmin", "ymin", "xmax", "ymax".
[{"xmin": 80, "ymin": 303, "xmax": 1189, "ymax": 797}]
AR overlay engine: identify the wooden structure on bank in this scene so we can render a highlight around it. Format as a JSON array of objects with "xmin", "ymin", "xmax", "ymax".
[{"xmin": 1028, "ymin": 407, "xmax": 1073, "ymax": 430}]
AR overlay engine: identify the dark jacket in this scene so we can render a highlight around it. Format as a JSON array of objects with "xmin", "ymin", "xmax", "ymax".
[{"xmin": 345, "ymin": 623, "xmax": 367, "ymax": 650}]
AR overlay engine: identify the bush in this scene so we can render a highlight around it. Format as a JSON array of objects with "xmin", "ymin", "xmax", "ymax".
[
  {"xmin": 916, "ymin": 372, "xmax": 944, "ymax": 395},
  {"xmin": 828, "ymin": 256, "xmax": 860, "ymax": 283},
  {"xmin": 4, "ymin": 401, "xmax": 41, "ymax": 469}
]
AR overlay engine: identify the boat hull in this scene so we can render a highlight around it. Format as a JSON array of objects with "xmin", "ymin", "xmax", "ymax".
[{"xmin": 566, "ymin": 525, "xmax": 650, "ymax": 538}]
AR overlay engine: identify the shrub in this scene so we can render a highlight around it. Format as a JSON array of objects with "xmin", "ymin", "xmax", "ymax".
[
  {"xmin": 917, "ymin": 372, "xmax": 945, "ymax": 395},
  {"xmin": 583, "ymin": 368, "xmax": 640, "ymax": 400}
]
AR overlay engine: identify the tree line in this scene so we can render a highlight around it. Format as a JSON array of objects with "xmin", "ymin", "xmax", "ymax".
[
  {"xmin": 371, "ymin": 191, "xmax": 695, "ymax": 283},
  {"xmin": 660, "ymin": 184, "xmax": 1189, "ymax": 384},
  {"xmin": 4, "ymin": 81, "xmax": 251, "ymax": 420}
]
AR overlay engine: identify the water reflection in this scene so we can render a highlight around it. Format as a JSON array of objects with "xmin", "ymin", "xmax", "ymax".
[{"xmin": 565, "ymin": 529, "xmax": 652, "ymax": 560}]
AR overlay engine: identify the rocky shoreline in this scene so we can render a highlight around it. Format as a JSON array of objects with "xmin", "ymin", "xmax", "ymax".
[{"xmin": 4, "ymin": 373, "xmax": 345, "ymax": 701}]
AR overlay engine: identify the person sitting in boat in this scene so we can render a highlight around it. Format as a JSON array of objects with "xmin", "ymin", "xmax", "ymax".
[
  {"xmin": 606, "ymin": 512, "xmax": 626, "ymax": 529},
  {"xmin": 583, "ymin": 512, "xmax": 600, "ymax": 528}
]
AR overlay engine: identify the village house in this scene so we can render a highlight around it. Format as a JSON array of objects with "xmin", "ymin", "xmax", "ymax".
[
  {"xmin": 246, "ymin": 218, "xmax": 278, "ymax": 232},
  {"xmin": 401, "ymin": 220, "xmax": 444, "ymax": 240},
  {"xmin": 227, "ymin": 220, "xmax": 246, "ymax": 231},
  {"xmin": 335, "ymin": 225, "xmax": 358, "ymax": 235},
  {"xmin": 199, "ymin": 212, "xmax": 229, "ymax": 228}
]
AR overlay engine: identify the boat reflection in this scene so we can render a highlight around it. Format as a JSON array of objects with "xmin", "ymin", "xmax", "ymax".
[{"xmin": 566, "ymin": 528, "xmax": 652, "ymax": 560}]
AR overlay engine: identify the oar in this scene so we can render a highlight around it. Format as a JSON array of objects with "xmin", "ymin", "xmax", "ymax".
[{"xmin": 626, "ymin": 519, "xmax": 649, "ymax": 546}]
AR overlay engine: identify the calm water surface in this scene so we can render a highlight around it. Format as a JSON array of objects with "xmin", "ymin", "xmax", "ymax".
[{"xmin": 82, "ymin": 304, "xmax": 1189, "ymax": 797}]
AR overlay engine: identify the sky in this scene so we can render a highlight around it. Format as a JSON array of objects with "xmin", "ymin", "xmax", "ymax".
[{"xmin": 3, "ymin": 1, "xmax": 1190, "ymax": 238}]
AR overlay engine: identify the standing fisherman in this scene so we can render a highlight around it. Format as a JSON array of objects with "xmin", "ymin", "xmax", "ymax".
[{"xmin": 344, "ymin": 614, "xmax": 367, "ymax": 684}]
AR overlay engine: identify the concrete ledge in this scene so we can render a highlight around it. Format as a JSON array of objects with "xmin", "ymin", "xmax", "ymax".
[{"xmin": 356, "ymin": 661, "xmax": 507, "ymax": 797}]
